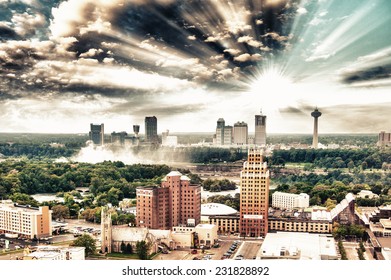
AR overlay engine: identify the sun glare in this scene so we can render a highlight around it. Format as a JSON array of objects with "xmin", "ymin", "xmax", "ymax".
[{"xmin": 248, "ymin": 67, "xmax": 299, "ymax": 109}]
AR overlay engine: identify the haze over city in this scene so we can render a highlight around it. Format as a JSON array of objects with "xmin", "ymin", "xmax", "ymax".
[{"xmin": 1, "ymin": 0, "xmax": 391, "ymax": 134}]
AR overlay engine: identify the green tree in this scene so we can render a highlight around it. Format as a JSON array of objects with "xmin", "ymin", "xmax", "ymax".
[
  {"xmin": 324, "ymin": 198, "xmax": 337, "ymax": 211},
  {"xmin": 71, "ymin": 234, "xmax": 97, "ymax": 256},
  {"xmin": 136, "ymin": 240, "xmax": 151, "ymax": 260},
  {"xmin": 63, "ymin": 193, "xmax": 75, "ymax": 207},
  {"xmin": 9, "ymin": 192, "xmax": 39, "ymax": 207},
  {"xmin": 126, "ymin": 243, "xmax": 133, "ymax": 254},
  {"xmin": 121, "ymin": 241, "xmax": 126, "ymax": 253}
]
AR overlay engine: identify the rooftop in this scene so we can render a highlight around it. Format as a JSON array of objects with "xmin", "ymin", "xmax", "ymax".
[
  {"xmin": 201, "ymin": 203, "xmax": 238, "ymax": 216},
  {"xmin": 380, "ymin": 218, "xmax": 391, "ymax": 229},
  {"xmin": 330, "ymin": 193, "xmax": 355, "ymax": 220},
  {"xmin": 166, "ymin": 171, "xmax": 182, "ymax": 177},
  {"xmin": 0, "ymin": 201, "xmax": 42, "ymax": 213},
  {"xmin": 112, "ymin": 227, "xmax": 149, "ymax": 242},
  {"xmin": 269, "ymin": 208, "xmax": 331, "ymax": 221},
  {"xmin": 196, "ymin": 224, "xmax": 216, "ymax": 230},
  {"xmin": 377, "ymin": 237, "xmax": 391, "ymax": 249},
  {"xmin": 259, "ymin": 232, "xmax": 337, "ymax": 260}
]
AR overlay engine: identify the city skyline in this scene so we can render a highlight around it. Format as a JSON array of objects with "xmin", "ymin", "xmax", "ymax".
[{"xmin": 1, "ymin": 0, "xmax": 391, "ymax": 134}]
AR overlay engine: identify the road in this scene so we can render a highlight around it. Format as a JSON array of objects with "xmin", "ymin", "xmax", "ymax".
[{"xmin": 234, "ymin": 241, "xmax": 263, "ymax": 260}]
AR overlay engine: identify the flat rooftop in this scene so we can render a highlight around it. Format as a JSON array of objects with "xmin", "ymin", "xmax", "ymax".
[
  {"xmin": 377, "ymin": 237, "xmax": 391, "ymax": 249},
  {"xmin": 268, "ymin": 208, "xmax": 331, "ymax": 222},
  {"xmin": 0, "ymin": 202, "xmax": 41, "ymax": 213},
  {"xmin": 259, "ymin": 232, "xmax": 338, "ymax": 260}
]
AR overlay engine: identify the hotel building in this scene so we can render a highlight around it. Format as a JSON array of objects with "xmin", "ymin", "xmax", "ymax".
[
  {"xmin": 0, "ymin": 200, "xmax": 52, "ymax": 239},
  {"xmin": 136, "ymin": 171, "xmax": 201, "ymax": 229}
]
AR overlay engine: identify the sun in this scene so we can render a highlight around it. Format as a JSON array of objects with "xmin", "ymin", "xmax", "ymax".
[{"xmin": 248, "ymin": 67, "xmax": 299, "ymax": 110}]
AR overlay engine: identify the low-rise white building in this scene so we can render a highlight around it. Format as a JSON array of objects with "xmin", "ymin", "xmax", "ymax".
[
  {"xmin": 24, "ymin": 246, "xmax": 85, "ymax": 260},
  {"xmin": 258, "ymin": 232, "xmax": 338, "ymax": 260},
  {"xmin": 171, "ymin": 224, "xmax": 218, "ymax": 248},
  {"xmin": 272, "ymin": 192, "xmax": 309, "ymax": 210},
  {"xmin": 356, "ymin": 190, "xmax": 379, "ymax": 199}
]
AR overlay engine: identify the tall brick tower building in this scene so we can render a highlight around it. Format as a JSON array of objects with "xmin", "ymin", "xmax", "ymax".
[
  {"xmin": 239, "ymin": 149, "xmax": 270, "ymax": 237},
  {"xmin": 136, "ymin": 171, "xmax": 201, "ymax": 229}
]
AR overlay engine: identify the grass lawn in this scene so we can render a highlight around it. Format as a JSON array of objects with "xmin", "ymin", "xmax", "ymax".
[{"xmin": 106, "ymin": 252, "xmax": 140, "ymax": 259}]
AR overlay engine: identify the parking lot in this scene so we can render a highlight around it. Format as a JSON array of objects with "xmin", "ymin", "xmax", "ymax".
[
  {"xmin": 156, "ymin": 238, "xmax": 263, "ymax": 261},
  {"xmin": 234, "ymin": 241, "xmax": 262, "ymax": 260}
]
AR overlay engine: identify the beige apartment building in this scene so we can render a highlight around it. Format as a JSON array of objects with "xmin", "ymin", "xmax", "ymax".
[{"xmin": 0, "ymin": 200, "xmax": 52, "ymax": 239}]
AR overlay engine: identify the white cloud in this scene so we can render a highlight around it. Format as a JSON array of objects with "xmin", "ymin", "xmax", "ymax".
[
  {"xmin": 156, "ymin": 57, "xmax": 200, "ymax": 68},
  {"xmin": 234, "ymin": 53, "xmax": 262, "ymax": 62},
  {"xmin": 79, "ymin": 48, "xmax": 104, "ymax": 58},
  {"xmin": 49, "ymin": 0, "xmax": 126, "ymax": 38},
  {"xmin": 187, "ymin": 35, "xmax": 196, "ymax": 40},
  {"xmin": 296, "ymin": 7, "xmax": 308, "ymax": 15},
  {"xmin": 139, "ymin": 39, "xmax": 158, "ymax": 51},
  {"xmin": 238, "ymin": 36, "xmax": 263, "ymax": 48},
  {"xmin": 224, "ymin": 48, "xmax": 241, "ymax": 56},
  {"xmin": 205, "ymin": 36, "xmax": 220, "ymax": 43},
  {"xmin": 11, "ymin": 12, "xmax": 46, "ymax": 36},
  {"xmin": 263, "ymin": 32, "xmax": 290, "ymax": 42}
]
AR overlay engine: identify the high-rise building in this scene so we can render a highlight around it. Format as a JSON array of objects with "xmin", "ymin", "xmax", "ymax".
[
  {"xmin": 216, "ymin": 118, "xmax": 225, "ymax": 145},
  {"xmin": 133, "ymin": 125, "xmax": 140, "ymax": 137},
  {"xmin": 0, "ymin": 201, "xmax": 52, "ymax": 239},
  {"xmin": 224, "ymin": 125, "xmax": 233, "ymax": 145},
  {"xmin": 233, "ymin": 121, "xmax": 248, "ymax": 145},
  {"xmin": 136, "ymin": 171, "xmax": 201, "ymax": 230},
  {"xmin": 111, "ymin": 131, "xmax": 127, "ymax": 146},
  {"xmin": 240, "ymin": 149, "xmax": 269, "ymax": 237},
  {"xmin": 89, "ymin": 123, "xmax": 104, "ymax": 145},
  {"xmin": 145, "ymin": 116, "xmax": 158, "ymax": 143},
  {"xmin": 133, "ymin": 125, "xmax": 140, "ymax": 145},
  {"xmin": 254, "ymin": 113, "xmax": 266, "ymax": 146},
  {"xmin": 378, "ymin": 131, "xmax": 391, "ymax": 146},
  {"xmin": 311, "ymin": 108, "xmax": 322, "ymax": 149}
]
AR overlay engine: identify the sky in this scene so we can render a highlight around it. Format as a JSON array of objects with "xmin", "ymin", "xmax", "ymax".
[{"xmin": 1, "ymin": 0, "xmax": 391, "ymax": 134}]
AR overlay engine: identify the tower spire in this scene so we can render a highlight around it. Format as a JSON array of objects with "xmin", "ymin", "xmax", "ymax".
[{"xmin": 311, "ymin": 108, "xmax": 322, "ymax": 149}]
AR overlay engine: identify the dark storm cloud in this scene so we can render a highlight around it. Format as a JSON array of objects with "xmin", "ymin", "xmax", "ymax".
[
  {"xmin": 108, "ymin": 101, "xmax": 205, "ymax": 116},
  {"xmin": 60, "ymin": 83, "xmax": 151, "ymax": 98},
  {"xmin": 0, "ymin": 91, "xmax": 19, "ymax": 100},
  {"xmin": 342, "ymin": 65, "xmax": 391, "ymax": 85},
  {"xmin": 0, "ymin": 23, "xmax": 20, "ymax": 40}
]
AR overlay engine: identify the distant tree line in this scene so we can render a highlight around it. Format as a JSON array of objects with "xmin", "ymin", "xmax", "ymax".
[
  {"xmin": 202, "ymin": 178, "xmax": 237, "ymax": 192},
  {"xmin": 0, "ymin": 160, "xmax": 171, "ymax": 203},
  {"xmin": 131, "ymin": 146, "xmax": 246, "ymax": 164},
  {"xmin": 206, "ymin": 194, "xmax": 240, "ymax": 211},
  {"xmin": 269, "ymin": 148, "xmax": 391, "ymax": 170},
  {"xmin": 0, "ymin": 143, "xmax": 85, "ymax": 159}
]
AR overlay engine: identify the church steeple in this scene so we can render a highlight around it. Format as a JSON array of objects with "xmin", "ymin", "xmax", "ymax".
[{"xmin": 100, "ymin": 208, "xmax": 112, "ymax": 253}]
